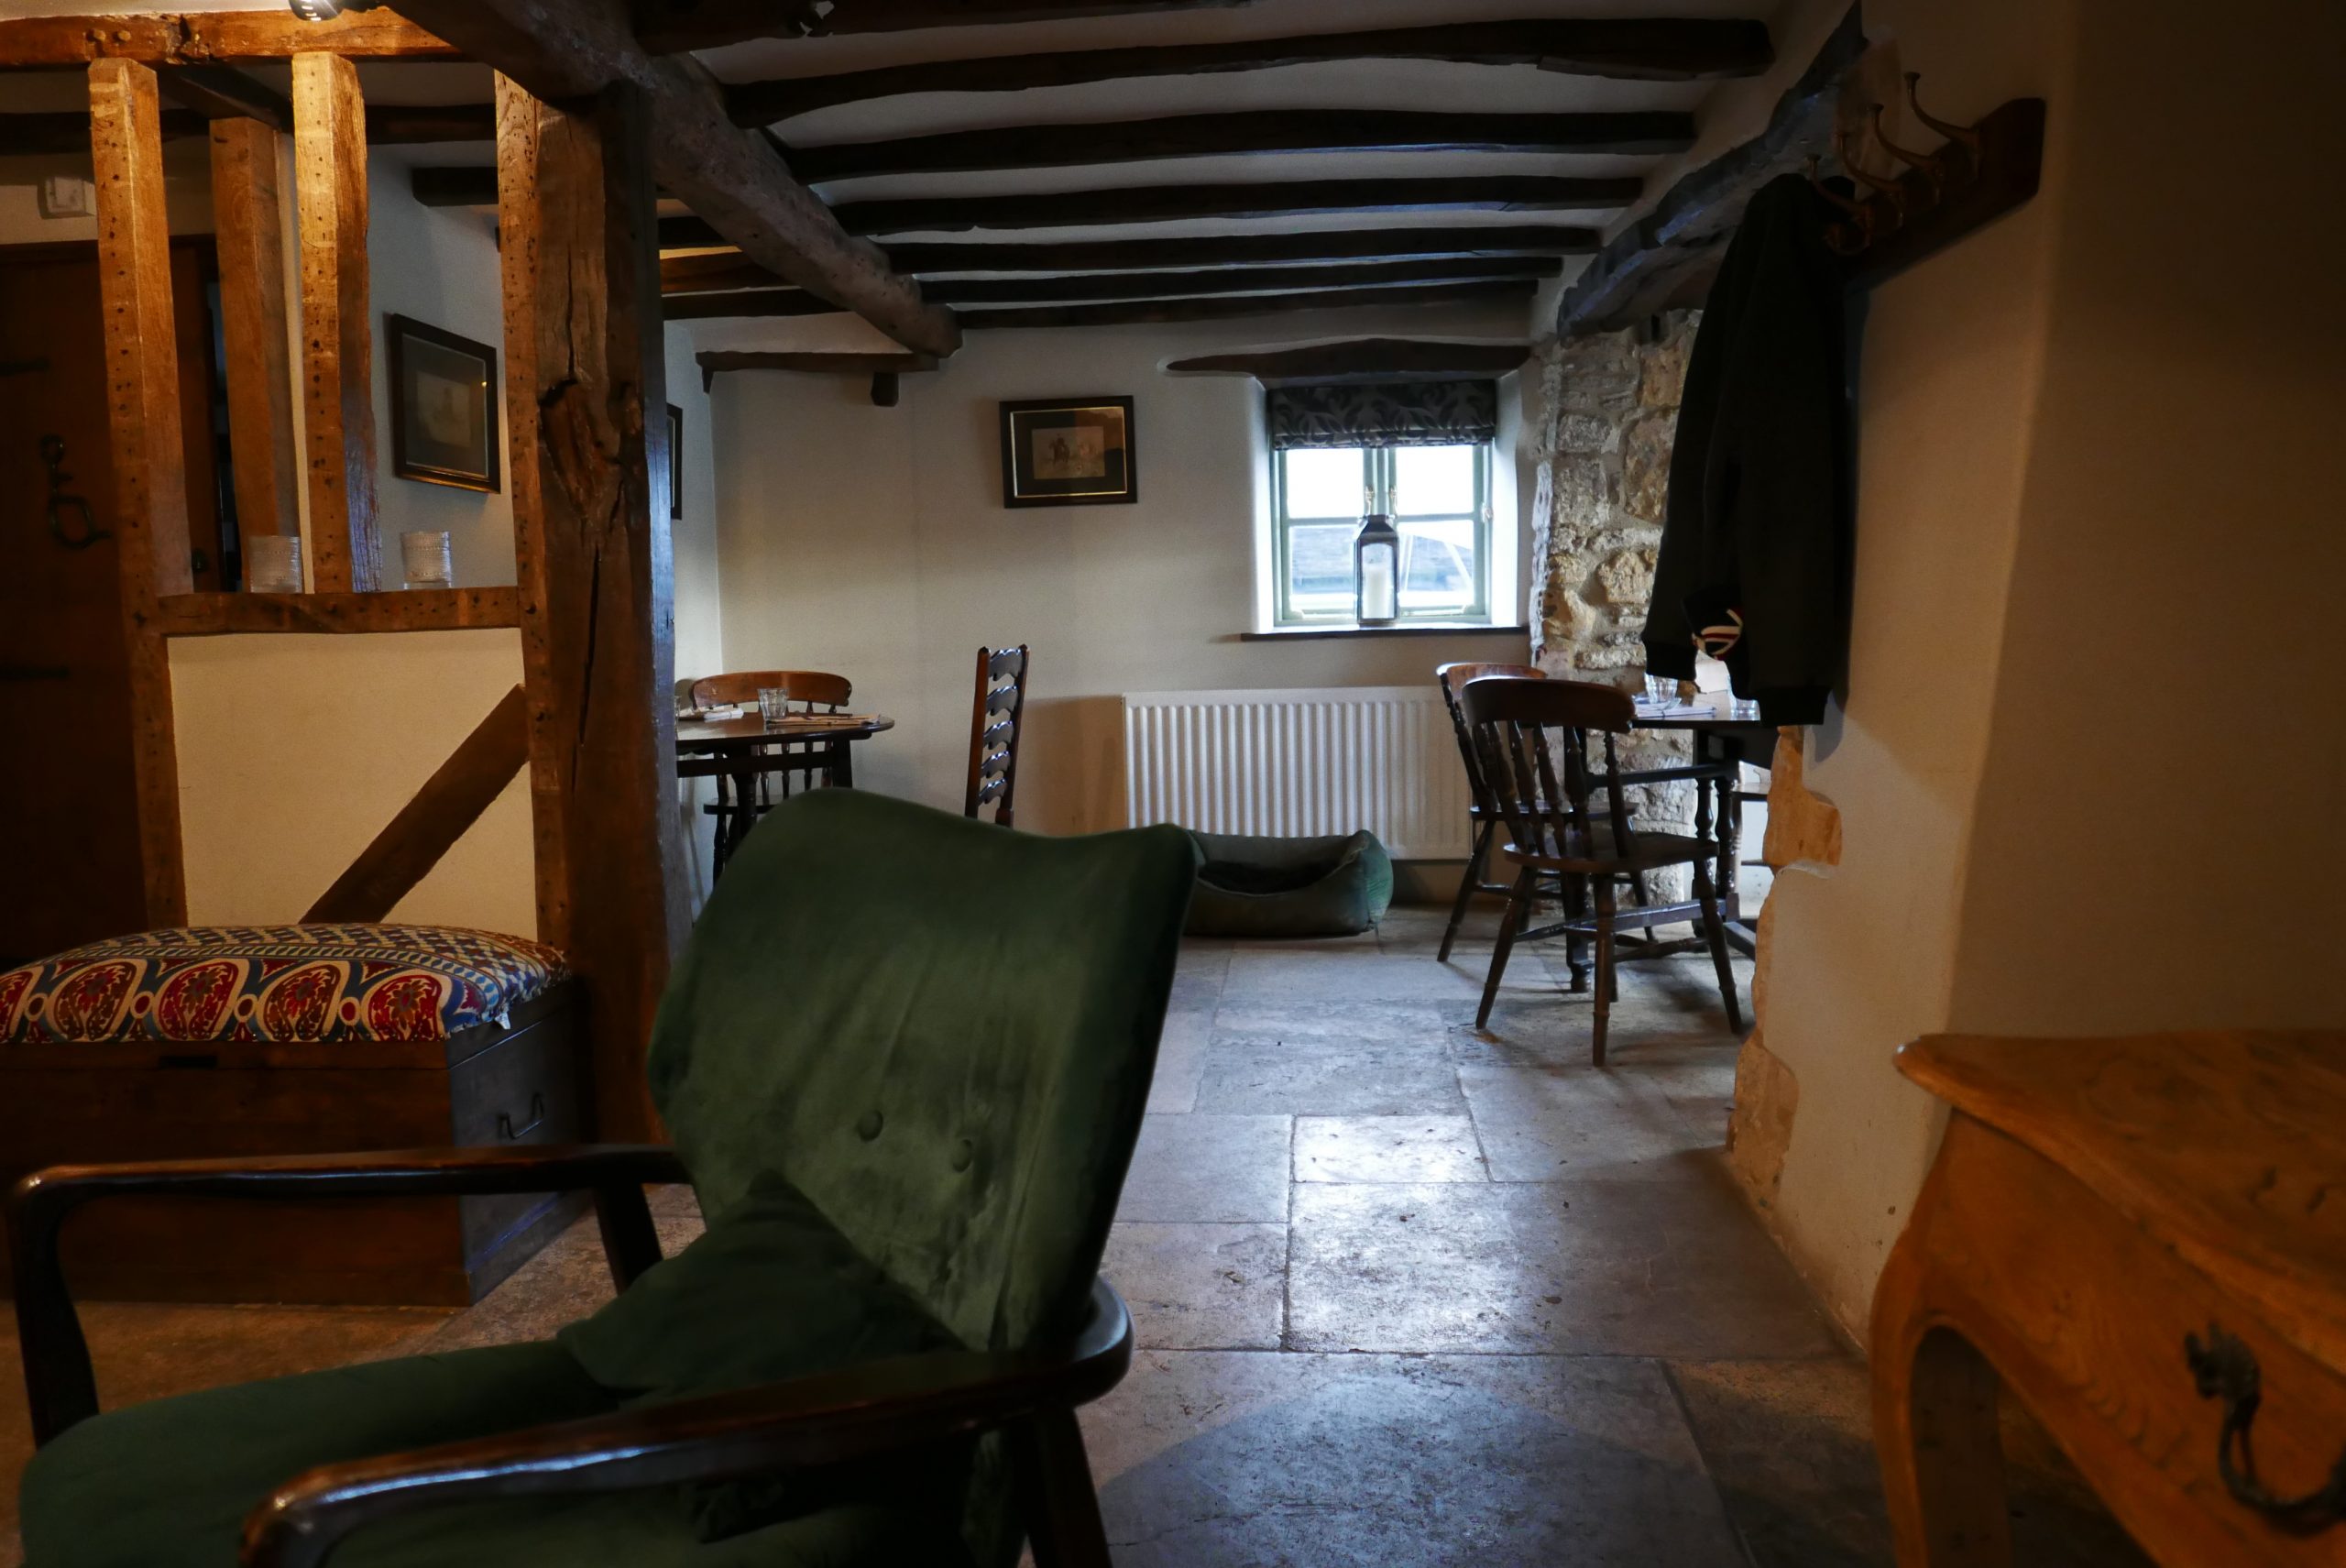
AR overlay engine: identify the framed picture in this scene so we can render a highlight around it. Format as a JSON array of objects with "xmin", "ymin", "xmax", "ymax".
[
  {"xmin": 998, "ymin": 396, "xmax": 1136, "ymax": 508},
  {"xmin": 387, "ymin": 314, "xmax": 500, "ymax": 492},
  {"xmin": 666, "ymin": 403, "xmax": 684, "ymax": 521}
]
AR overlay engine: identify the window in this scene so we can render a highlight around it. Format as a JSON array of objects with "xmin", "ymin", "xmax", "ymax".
[{"xmin": 1271, "ymin": 443, "xmax": 1493, "ymax": 626}]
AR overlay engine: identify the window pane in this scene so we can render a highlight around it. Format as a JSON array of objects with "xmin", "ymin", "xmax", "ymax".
[
  {"xmin": 1281, "ymin": 447, "xmax": 1365, "ymax": 519},
  {"xmin": 1398, "ymin": 519, "xmax": 1477, "ymax": 611},
  {"xmin": 1287, "ymin": 521, "xmax": 1356, "ymax": 615},
  {"xmin": 1392, "ymin": 445, "xmax": 1477, "ymax": 517}
]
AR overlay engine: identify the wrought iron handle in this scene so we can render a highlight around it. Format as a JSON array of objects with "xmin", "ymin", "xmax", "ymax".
[
  {"xmin": 2185, "ymin": 1322, "xmax": 2346, "ymax": 1533},
  {"xmin": 39, "ymin": 434, "xmax": 108, "ymax": 551},
  {"xmin": 496, "ymin": 1092, "xmax": 547, "ymax": 1142}
]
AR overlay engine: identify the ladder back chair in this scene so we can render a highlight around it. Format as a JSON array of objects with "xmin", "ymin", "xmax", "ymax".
[
  {"xmin": 1460, "ymin": 675, "xmax": 1743, "ymax": 1065},
  {"xmin": 1435, "ymin": 662, "xmax": 1545, "ymax": 961},
  {"xmin": 966, "ymin": 645, "xmax": 1029, "ymax": 828}
]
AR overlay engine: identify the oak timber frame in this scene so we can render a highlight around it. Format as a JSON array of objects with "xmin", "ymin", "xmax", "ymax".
[{"xmin": 16, "ymin": 18, "xmax": 691, "ymax": 1140}]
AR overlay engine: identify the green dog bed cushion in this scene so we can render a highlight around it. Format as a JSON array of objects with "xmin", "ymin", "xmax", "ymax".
[{"xmin": 1184, "ymin": 828, "xmax": 1394, "ymax": 938}]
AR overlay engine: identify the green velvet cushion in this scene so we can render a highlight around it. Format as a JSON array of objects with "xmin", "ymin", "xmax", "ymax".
[
  {"xmin": 1184, "ymin": 828, "xmax": 1395, "ymax": 938},
  {"xmin": 558, "ymin": 1168, "xmax": 971, "ymax": 1543},
  {"xmin": 651, "ymin": 790, "xmax": 1197, "ymax": 1354}
]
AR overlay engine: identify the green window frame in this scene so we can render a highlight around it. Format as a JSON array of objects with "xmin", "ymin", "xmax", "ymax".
[{"xmin": 1270, "ymin": 443, "xmax": 1493, "ymax": 628}]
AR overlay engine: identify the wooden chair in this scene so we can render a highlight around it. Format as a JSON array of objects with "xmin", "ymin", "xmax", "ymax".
[
  {"xmin": 13, "ymin": 788, "xmax": 1200, "ymax": 1568},
  {"xmin": 1434, "ymin": 662, "xmax": 1546, "ymax": 960},
  {"xmin": 966, "ymin": 644, "xmax": 1029, "ymax": 828},
  {"xmin": 1460, "ymin": 675, "xmax": 1743, "ymax": 1065},
  {"xmin": 687, "ymin": 671, "xmax": 853, "ymax": 847}
]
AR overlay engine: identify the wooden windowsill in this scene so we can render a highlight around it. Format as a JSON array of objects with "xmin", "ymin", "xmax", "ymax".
[{"xmin": 1238, "ymin": 622, "xmax": 1529, "ymax": 642}]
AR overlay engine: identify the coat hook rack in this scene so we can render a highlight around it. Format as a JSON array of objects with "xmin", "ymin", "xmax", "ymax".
[{"xmin": 1808, "ymin": 75, "xmax": 2046, "ymax": 291}]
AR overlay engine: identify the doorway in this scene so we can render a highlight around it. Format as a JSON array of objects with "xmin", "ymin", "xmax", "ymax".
[{"xmin": 0, "ymin": 240, "xmax": 225, "ymax": 964}]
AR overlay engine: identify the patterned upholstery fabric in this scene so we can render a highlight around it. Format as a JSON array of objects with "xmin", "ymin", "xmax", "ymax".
[{"xmin": 0, "ymin": 925, "xmax": 568, "ymax": 1046}]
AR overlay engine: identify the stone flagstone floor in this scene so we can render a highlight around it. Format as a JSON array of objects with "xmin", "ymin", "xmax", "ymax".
[{"xmin": 0, "ymin": 905, "xmax": 2153, "ymax": 1565}]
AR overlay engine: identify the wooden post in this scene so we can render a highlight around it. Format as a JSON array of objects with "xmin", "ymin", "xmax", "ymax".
[
  {"xmin": 497, "ymin": 73, "xmax": 691, "ymax": 1141},
  {"xmin": 89, "ymin": 58, "xmax": 189, "ymax": 927},
  {"xmin": 209, "ymin": 115, "xmax": 301, "ymax": 541},
  {"xmin": 292, "ymin": 51, "xmax": 379, "ymax": 591}
]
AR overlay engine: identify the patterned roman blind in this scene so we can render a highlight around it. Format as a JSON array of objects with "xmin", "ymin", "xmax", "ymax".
[{"xmin": 1266, "ymin": 379, "xmax": 1499, "ymax": 450}]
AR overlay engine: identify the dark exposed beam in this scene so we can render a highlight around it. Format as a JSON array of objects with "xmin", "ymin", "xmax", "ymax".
[
  {"xmin": 638, "ymin": 0, "xmax": 1259, "ymax": 52},
  {"xmin": 1554, "ymin": 5, "xmax": 1862, "ymax": 335},
  {"xmin": 959, "ymin": 278, "xmax": 1534, "ymax": 330},
  {"xmin": 668, "ymin": 257, "xmax": 1553, "ymax": 311},
  {"xmin": 0, "ymin": 108, "xmax": 203, "ymax": 155},
  {"xmin": 365, "ymin": 103, "xmax": 497, "ymax": 144},
  {"xmin": 661, "ymin": 225, "xmax": 1596, "ymax": 291},
  {"xmin": 1165, "ymin": 338, "xmax": 1532, "ymax": 385},
  {"xmin": 887, "ymin": 225, "xmax": 1598, "ymax": 273},
  {"xmin": 2, "ymin": 103, "xmax": 493, "ymax": 154},
  {"xmin": 696, "ymin": 350, "xmax": 940, "ymax": 376},
  {"xmin": 731, "ymin": 19, "xmax": 1771, "ymax": 120},
  {"xmin": 828, "ymin": 176, "xmax": 1647, "ymax": 235},
  {"xmin": 785, "ymin": 109, "xmax": 1695, "ymax": 181},
  {"xmin": 418, "ymin": 170, "xmax": 1642, "ymax": 232},
  {"xmin": 158, "ymin": 65, "xmax": 290, "ymax": 130},
  {"xmin": 662, "ymin": 287, "xmax": 839, "ymax": 320},
  {"xmin": 927, "ymin": 256, "xmax": 1559, "ymax": 305},
  {"xmin": 390, "ymin": 0, "xmax": 959, "ymax": 356}
]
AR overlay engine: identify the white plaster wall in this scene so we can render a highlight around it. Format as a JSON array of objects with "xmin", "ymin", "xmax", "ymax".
[
  {"xmin": 1752, "ymin": 0, "xmax": 2346, "ymax": 1343},
  {"xmin": 705, "ymin": 302, "xmax": 1539, "ymax": 835},
  {"xmin": 664, "ymin": 323, "xmax": 726, "ymax": 905},
  {"xmin": 365, "ymin": 148, "xmax": 515, "ymax": 589},
  {"xmin": 1745, "ymin": 0, "xmax": 2074, "ymax": 1339},
  {"xmin": 170, "ymin": 630, "xmax": 537, "ymax": 938}
]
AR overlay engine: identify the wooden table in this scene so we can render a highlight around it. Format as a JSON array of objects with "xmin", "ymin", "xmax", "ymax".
[
  {"xmin": 675, "ymin": 712, "xmax": 894, "ymax": 872},
  {"xmin": 1874, "ymin": 1031, "xmax": 2346, "ymax": 1565},
  {"xmin": 1625, "ymin": 693, "xmax": 1777, "ymax": 956}
]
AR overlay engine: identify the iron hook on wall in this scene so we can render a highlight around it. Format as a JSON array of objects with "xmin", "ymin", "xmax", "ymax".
[{"xmin": 39, "ymin": 434, "xmax": 108, "ymax": 551}]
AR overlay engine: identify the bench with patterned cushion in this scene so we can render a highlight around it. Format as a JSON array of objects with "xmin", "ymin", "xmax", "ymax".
[{"xmin": 0, "ymin": 924, "xmax": 586, "ymax": 1306}]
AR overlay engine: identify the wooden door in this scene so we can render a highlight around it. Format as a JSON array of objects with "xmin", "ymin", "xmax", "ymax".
[{"xmin": 0, "ymin": 242, "xmax": 224, "ymax": 965}]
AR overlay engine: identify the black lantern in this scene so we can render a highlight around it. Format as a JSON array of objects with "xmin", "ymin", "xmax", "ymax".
[{"xmin": 1354, "ymin": 511, "xmax": 1400, "ymax": 626}]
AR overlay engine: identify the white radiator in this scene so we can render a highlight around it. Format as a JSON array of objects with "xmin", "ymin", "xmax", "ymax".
[{"xmin": 1122, "ymin": 686, "xmax": 1472, "ymax": 860}]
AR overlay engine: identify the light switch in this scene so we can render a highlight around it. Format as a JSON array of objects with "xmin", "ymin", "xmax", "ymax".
[{"xmin": 38, "ymin": 175, "xmax": 95, "ymax": 219}]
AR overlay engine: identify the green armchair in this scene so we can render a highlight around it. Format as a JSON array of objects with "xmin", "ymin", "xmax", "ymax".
[{"xmin": 11, "ymin": 789, "xmax": 1198, "ymax": 1567}]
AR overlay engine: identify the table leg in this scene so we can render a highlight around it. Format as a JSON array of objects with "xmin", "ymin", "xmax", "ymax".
[
  {"xmin": 1874, "ymin": 1230, "xmax": 2015, "ymax": 1568},
  {"xmin": 833, "ymin": 738, "xmax": 853, "ymax": 789}
]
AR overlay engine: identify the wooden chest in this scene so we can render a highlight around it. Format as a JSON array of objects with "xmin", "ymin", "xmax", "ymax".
[{"xmin": 0, "ymin": 988, "xmax": 587, "ymax": 1306}]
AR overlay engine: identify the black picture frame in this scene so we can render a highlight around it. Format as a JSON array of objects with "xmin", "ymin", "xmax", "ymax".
[
  {"xmin": 999, "ymin": 395, "xmax": 1137, "ymax": 508},
  {"xmin": 386, "ymin": 313, "xmax": 500, "ymax": 492},
  {"xmin": 666, "ymin": 403, "xmax": 684, "ymax": 521}
]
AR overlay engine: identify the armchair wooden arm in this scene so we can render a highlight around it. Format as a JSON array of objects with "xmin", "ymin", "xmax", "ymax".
[
  {"xmin": 239, "ymin": 1278, "xmax": 1135, "ymax": 1568},
  {"xmin": 10, "ymin": 1144, "xmax": 690, "ymax": 1444}
]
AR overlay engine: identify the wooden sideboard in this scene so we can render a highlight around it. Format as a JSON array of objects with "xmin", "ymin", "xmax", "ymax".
[{"xmin": 1873, "ymin": 1031, "xmax": 2346, "ymax": 1565}]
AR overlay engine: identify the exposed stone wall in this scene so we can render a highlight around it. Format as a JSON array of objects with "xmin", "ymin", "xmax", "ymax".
[{"xmin": 1526, "ymin": 313, "xmax": 1703, "ymax": 864}]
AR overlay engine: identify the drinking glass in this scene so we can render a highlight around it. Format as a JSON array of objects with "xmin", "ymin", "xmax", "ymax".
[
  {"xmin": 245, "ymin": 533, "xmax": 301, "ymax": 594},
  {"xmin": 758, "ymin": 687, "xmax": 792, "ymax": 728},
  {"xmin": 400, "ymin": 530, "xmax": 454, "ymax": 590}
]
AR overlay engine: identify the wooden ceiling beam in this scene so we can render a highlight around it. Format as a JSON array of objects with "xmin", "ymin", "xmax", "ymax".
[
  {"xmin": 731, "ymin": 19, "xmax": 1770, "ymax": 121},
  {"xmin": 158, "ymin": 64, "xmax": 290, "ymax": 129},
  {"xmin": 388, "ymin": 0, "xmax": 959, "ymax": 356},
  {"xmin": 786, "ymin": 108, "xmax": 1694, "ymax": 181},
  {"xmin": 419, "ymin": 170, "xmax": 1640, "ymax": 231},
  {"xmin": 661, "ymin": 225, "xmax": 1596, "ymax": 291},
  {"xmin": 827, "ymin": 175, "xmax": 1647, "ymax": 235},
  {"xmin": 638, "ymin": 0, "xmax": 1261, "ymax": 52},
  {"xmin": 2, "ymin": 103, "xmax": 499, "ymax": 153},
  {"xmin": 0, "ymin": 10, "xmax": 455, "ymax": 66},
  {"xmin": 696, "ymin": 350, "xmax": 941, "ymax": 381},
  {"xmin": 928, "ymin": 255, "xmax": 1559, "ymax": 305},
  {"xmin": 1164, "ymin": 338, "xmax": 1531, "ymax": 385},
  {"xmin": 666, "ymin": 256, "xmax": 1552, "ymax": 317},
  {"xmin": 958, "ymin": 277, "xmax": 1534, "ymax": 330}
]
